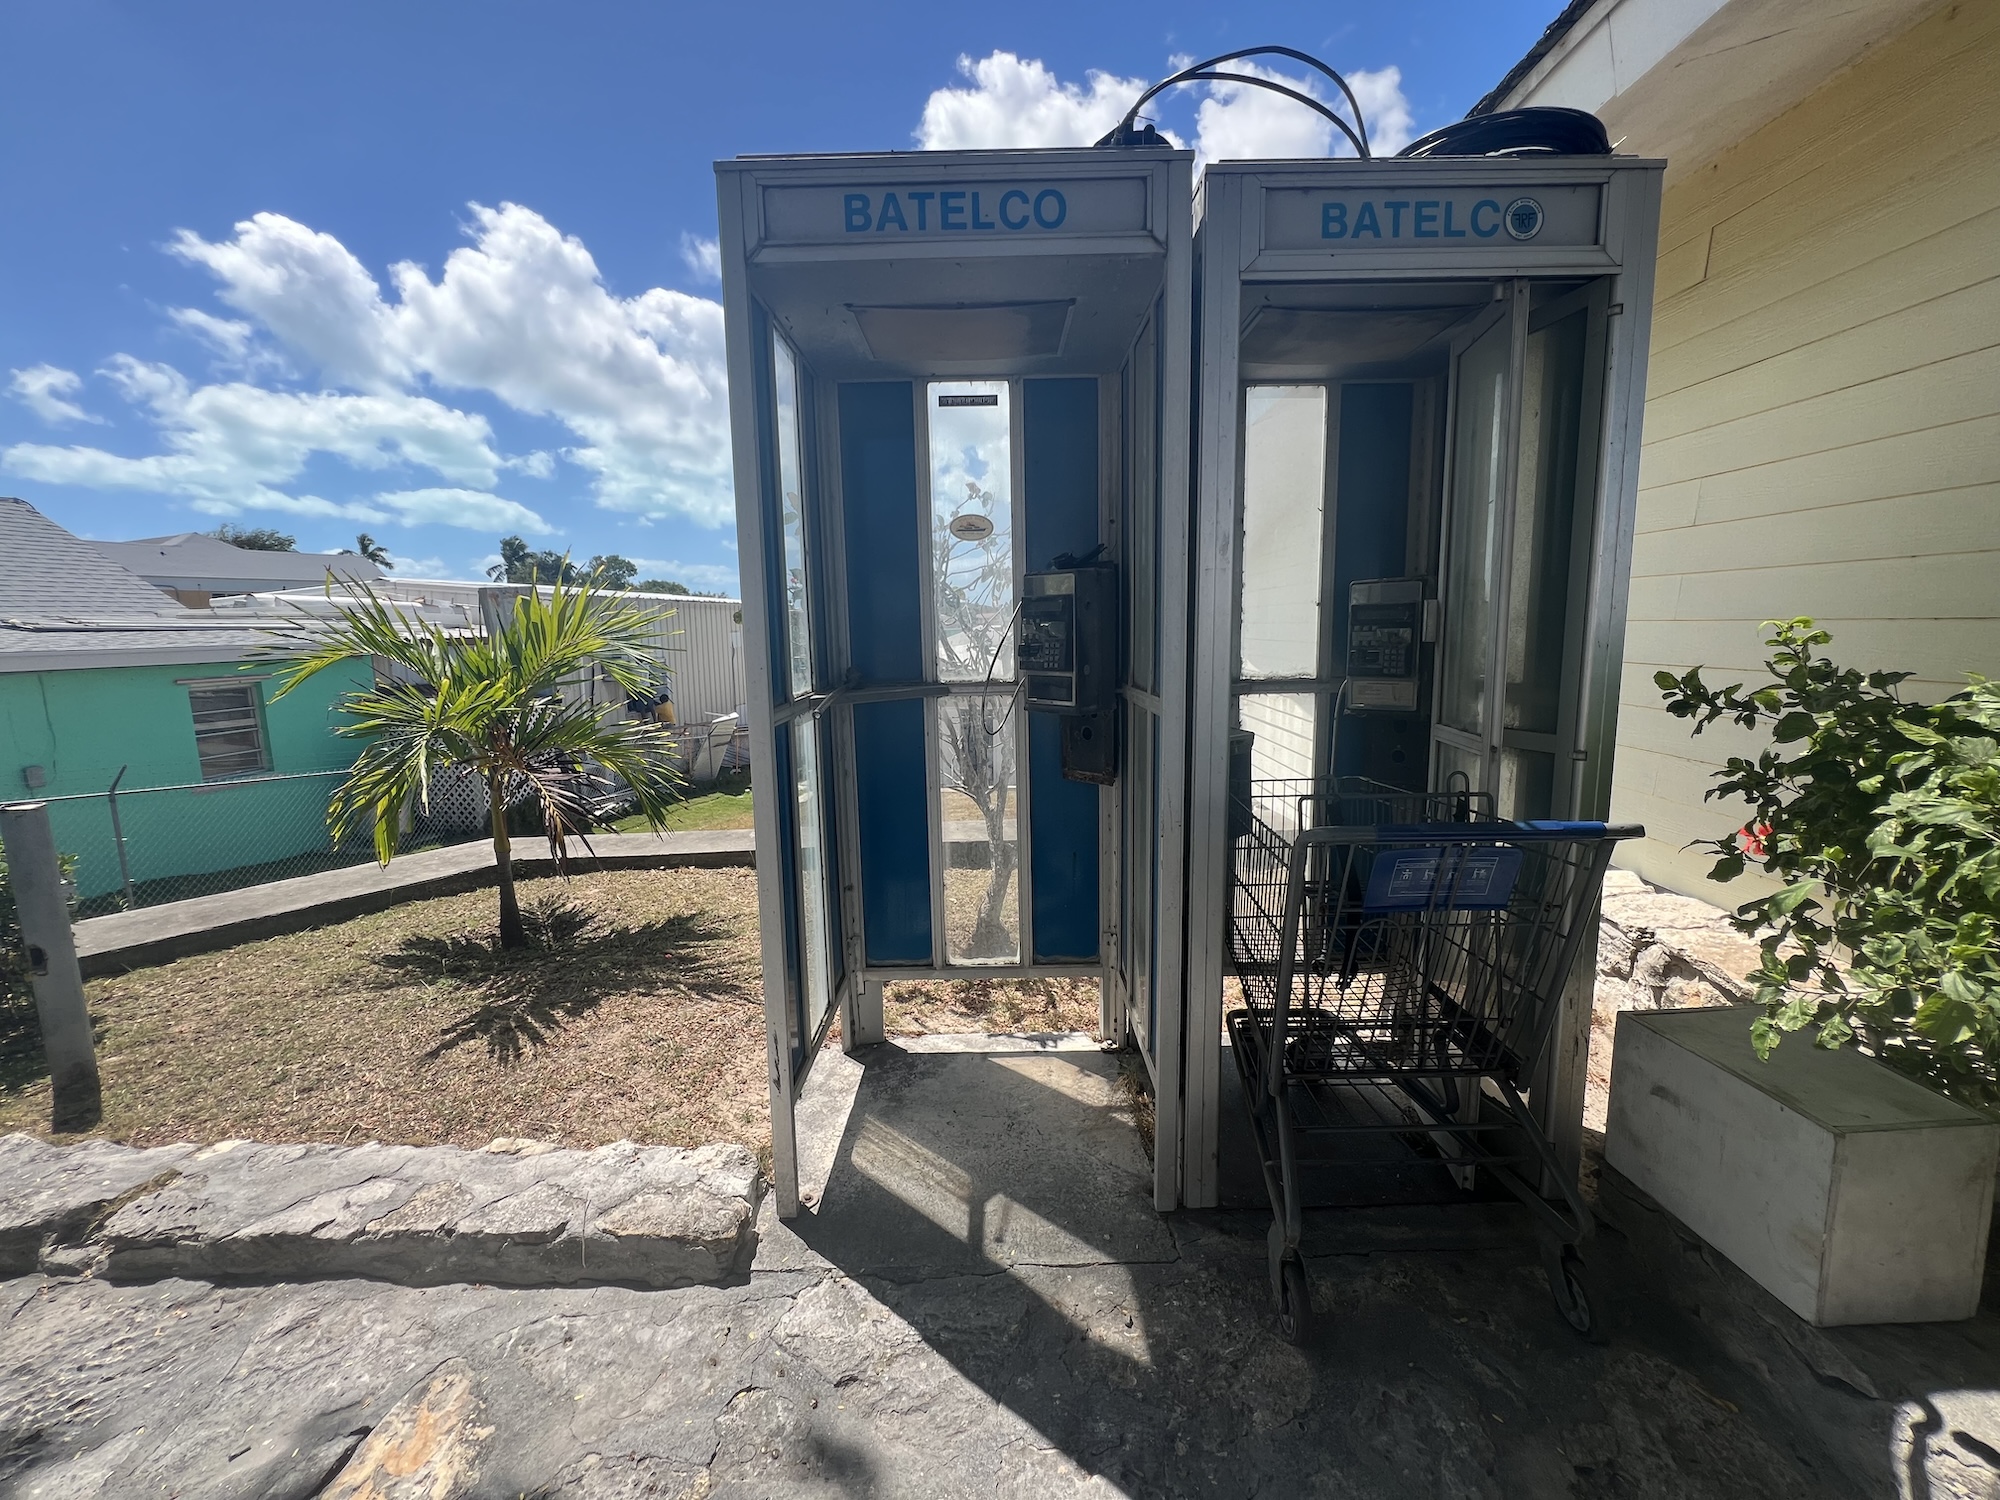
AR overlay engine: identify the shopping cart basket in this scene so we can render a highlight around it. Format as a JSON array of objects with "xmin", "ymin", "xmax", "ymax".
[{"xmin": 1227, "ymin": 778, "xmax": 1638, "ymax": 1343}]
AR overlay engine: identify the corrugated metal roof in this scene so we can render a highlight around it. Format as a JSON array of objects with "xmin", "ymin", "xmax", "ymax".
[{"xmin": 92, "ymin": 532, "xmax": 382, "ymax": 592}]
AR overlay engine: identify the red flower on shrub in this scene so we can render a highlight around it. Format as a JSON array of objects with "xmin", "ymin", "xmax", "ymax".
[{"xmin": 1737, "ymin": 821, "xmax": 1772, "ymax": 858}]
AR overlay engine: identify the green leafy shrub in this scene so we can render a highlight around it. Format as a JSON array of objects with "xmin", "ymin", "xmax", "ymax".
[{"xmin": 1656, "ymin": 619, "xmax": 1999, "ymax": 1108}]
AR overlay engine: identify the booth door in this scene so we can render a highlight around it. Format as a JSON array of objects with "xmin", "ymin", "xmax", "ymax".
[
  {"xmin": 755, "ymin": 329, "xmax": 845, "ymax": 1218},
  {"xmin": 1433, "ymin": 281, "xmax": 1610, "ymax": 820}
]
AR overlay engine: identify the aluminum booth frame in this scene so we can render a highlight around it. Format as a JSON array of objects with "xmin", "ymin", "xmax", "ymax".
[
  {"xmin": 1180, "ymin": 155, "xmax": 1665, "ymax": 1208},
  {"xmin": 716, "ymin": 147, "xmax": 1195, "ymax": 1216}
]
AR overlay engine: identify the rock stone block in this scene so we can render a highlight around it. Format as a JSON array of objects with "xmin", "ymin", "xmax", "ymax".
[
  {"xmin": 81, "ymin": 1137, "xmax": 760, "ymax": 1289},
  {"xmin": 0, "ymin": 1133, "xmax": 194, "ymax": 1274}
]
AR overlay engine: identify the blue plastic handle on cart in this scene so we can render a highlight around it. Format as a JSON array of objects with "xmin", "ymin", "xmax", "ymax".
[{"xmin": 1371, "ymin": 820, "xmax": 1609, "ymax": 844}]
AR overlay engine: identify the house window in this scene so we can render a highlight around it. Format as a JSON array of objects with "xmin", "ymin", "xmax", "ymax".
[{"xmin": 187, "ymin": 681, "xmax": 267, "ymax": 779}]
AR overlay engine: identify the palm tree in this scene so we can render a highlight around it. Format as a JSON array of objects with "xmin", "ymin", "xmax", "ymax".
[
  {"xmin": 268, "ymin": 574, "xmax": 681, "ymax": 947},
  {"xmin": 353, "ymin": 533, "xmax": 393, "ymax": 568}
]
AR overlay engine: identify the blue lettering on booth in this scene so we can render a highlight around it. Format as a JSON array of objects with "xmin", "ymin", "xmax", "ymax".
[
  {"xmin": 839, "ymin": 186, "xmax": 1074, "ymax": 234},
  {"xmin": 1322, "ymin": 196, "xmax": 1532, "ymax": 245}
]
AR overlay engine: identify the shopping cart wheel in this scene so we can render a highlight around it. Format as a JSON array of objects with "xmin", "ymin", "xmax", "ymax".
[
  {"xmin": 1275, "ymin": 1256, "xmax": 1314, "ymax": 1346},
  {"xmin": 1546, "ymin": 1247, "xmax": 1594, "ymax": 1336}
]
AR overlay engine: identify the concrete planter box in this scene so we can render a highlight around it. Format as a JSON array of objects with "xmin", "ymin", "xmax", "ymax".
[{"xmin": 1606, "ymin": 1005, "xmax": 1998, "ymax": 1326}]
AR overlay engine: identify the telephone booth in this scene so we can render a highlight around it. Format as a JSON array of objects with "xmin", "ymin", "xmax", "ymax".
[
  {"xmin": 1178, "ymin": 154, "xmax": 1665, "ymax": 1207},
  {"xmin": 715, "ymin": 147, "xmax": 1195, "ymax": 1215}
]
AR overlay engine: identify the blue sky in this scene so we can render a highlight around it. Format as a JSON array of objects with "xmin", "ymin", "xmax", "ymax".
[{"xmin": 0, "ymin": 1, "xmax": 1551, "ymax": 590}]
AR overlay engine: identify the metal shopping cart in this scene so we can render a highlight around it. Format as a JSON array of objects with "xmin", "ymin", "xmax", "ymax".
[{"xmin": 1226, "ymin": 777, "xmax": 1639, "ymax": 1344}]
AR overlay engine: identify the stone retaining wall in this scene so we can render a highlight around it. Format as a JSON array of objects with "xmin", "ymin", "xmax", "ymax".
[{"xmin": 0, "ymin": 1133, "xmax": 761, "ymax": 1290}]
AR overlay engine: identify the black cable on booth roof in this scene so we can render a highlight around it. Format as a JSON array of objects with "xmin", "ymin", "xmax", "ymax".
[
  {"xmin": 1098, "ymin": 45, "xmax": 1372, "ymax": 158},
  {"xmin": 1097, "ymin": 50, "xmax": 1614, "ymax": 162},
  {"xmin": 1397, "ymin": 107, "xmax": 1610, "ymax": 158}
]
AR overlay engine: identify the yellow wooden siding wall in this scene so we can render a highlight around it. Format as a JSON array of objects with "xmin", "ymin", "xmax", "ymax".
[{"xmin": 1610, "ymin": 0, "xmax": 2000, "ymax": 898}]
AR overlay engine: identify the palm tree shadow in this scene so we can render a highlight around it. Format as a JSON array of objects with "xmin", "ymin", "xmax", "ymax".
[{"xmin": 371, "ymin": 899, "xmax": 754, "ymax": 1064}]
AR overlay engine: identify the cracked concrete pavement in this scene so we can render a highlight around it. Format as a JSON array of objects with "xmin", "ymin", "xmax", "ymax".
[{"xmin": 3, "ymin": 1036, "xmax": 1997, "ymax": 1498}]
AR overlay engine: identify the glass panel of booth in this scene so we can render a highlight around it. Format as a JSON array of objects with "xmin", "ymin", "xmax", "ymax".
[
  {"xmin": 1238, "ymin": 693, "xmax": 1318, "ymax": 831},
  {"xmin": 792, "ymin": 716, "xmax": 834, "ymax": 1042},
  {"xmin": 1437, "ymin": 315, "xmax": 1510, "ymax": 745},
  {"xmin": 1506, "ymin": 307, "xmax": 1589, "ymax": 741},
  {"xmin": 934, "ymin": 693, "xmax": 1021, "ymax": 964},
  {"xmin": 928, "ymin": 381, "xmax": 1015, "ymax": 684},
  {"xmin": 773, "ymin": 334, "xmax": 813, "ymax": 701},
  {"xmin": 1237, "ymin": 385, "xmax": 1326, "ymax": 680}
]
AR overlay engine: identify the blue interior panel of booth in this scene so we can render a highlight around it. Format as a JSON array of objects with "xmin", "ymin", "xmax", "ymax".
[
  {"xmin": 1028, "ymin": 715, "xmax": 1098, "ymax": 960},
  {"xmin": 1024, "ymin": 377, "xmax": 1101, "ymax": 962},
  {"xmin": 838, "ymin": 382, "xmax": 922, "ymax": 684},
  {"xmin": 852, "ymin": 698, "xmax": 932, "ymax": 964},
  {"xmin": 1332, "ymin": 383, "xmax": 1424, "ymax": 790}
]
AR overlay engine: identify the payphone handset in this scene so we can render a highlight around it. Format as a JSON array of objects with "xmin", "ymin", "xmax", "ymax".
[{"xmin": 1345, "ymin": 577, "xmax": 1428, "ymax": 714}]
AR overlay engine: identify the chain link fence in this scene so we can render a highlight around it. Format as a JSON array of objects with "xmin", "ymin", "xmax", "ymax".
[
  {"xmin": 39, "ymin": 718, "xmax": 752, "ymax": 917},
  {"xmin": 41, "ymin": 769, "xmax": 487, "ymax": 916}
]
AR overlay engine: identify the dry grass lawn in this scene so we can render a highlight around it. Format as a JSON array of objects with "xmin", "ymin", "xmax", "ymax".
[
  {"xmin": 0, "ymin": 865, "xmax": 1105, "ymax": 1163},
  {"xmin": 0, "ymin": 868, "xmax": 770, "ymax": 1156}
]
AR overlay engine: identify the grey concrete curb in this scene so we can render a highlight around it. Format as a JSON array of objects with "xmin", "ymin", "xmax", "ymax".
[
  {"xmin": 73, "ymin": 829, "xmax": 755, "ymax": 976},
  {"xmin": 0, "ymin": 1132, "xmax": 763, "ymax": 1290}
]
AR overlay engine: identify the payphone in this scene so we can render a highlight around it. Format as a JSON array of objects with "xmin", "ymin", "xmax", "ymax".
[
  {"xmin": 1344, "ymin": 577, "xmax": 1427, "ymax": 714},
  {"xmin": 1021, "ymin": 559, "xmax": 1118, "ymax": 784}
]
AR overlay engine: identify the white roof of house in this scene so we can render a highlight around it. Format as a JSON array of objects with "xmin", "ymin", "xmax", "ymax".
[
  {"xmin": 0, "ymin": 499, "xmax": 309, "ymax": 672},
  {"xmin": 91, "ymin": 532, "xmax": 383, "ymax": 594}
]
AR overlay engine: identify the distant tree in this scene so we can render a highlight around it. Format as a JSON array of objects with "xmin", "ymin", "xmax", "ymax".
[
  {"xmin": 586, "ymin": 554, "xmax": 638, "ymax": 590},
  {"xmin": 487, "ymin": 535, "xmax": 579, "ymax": 586},
  {"xmin": 351, "ymin": 533, "xmax": 393, "ymax": 568},
  {"xmin": 269, "ymin": 574, "xmax": 682, "ymax": 949},
  {"xmin": 210, "ymin": 523, "xmax": 296, "ymax": 552},
  {"xmin": 633, "ymin": 578, "xmax": 692, "ymax": 596}
]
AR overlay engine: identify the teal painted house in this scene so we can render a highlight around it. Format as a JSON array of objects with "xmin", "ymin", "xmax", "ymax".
[{"xmin": 0, "ymin": 497, "xmax": 371, "ymax": 905}]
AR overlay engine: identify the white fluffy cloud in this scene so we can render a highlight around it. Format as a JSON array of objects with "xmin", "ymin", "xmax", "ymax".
[
  {"xmin": 1194, "ymin": 61, "xmax": 1415, "ymax": 163},
  {"xmin": 164, "ymin": 205, "xmax": 733, "ymax": 524},
  {"xmin": 680, "ymin": 233, "xmax": 721, "ymax": 282},
  {"xmin": 918, "ymin": 53, "xmax": 1162, "ymax": 150},
  {"xmin": 916, "ymin": 51, "xmax": 1414, "ymax": 167},
  {"xmin": 8, "ymin": 365, "xmax": 101, "ymax": 425},
  {"xmin": 371, "ymin": 487, "xmax": 551, "ymax": 534},
  {"xmin": 2, "ymin": 204, "xmax": 731, "ymax": 535},
  {"xmin": 5, "ymin": 354, "xmax": 517, "ymax": 526}
]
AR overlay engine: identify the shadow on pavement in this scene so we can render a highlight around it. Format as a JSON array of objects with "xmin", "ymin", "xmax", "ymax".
[{"xmin": 766, "ymin": 1034, "xmax": 1999, "ymax": 1499}]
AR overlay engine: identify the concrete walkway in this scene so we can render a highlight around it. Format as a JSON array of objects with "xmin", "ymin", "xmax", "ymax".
[
  {"xmin": 2, "ymin": 1033, "xmax": 1994, "ymax": 1499},
  {"xmin": 72, "ymin": 828, "xmax": 755, "ymax": 975}
]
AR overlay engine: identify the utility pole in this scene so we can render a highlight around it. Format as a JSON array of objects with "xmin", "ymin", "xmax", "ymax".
[{"xmin": 3, "ymin": 801, "xmax": 100, "ymax": 1131}]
